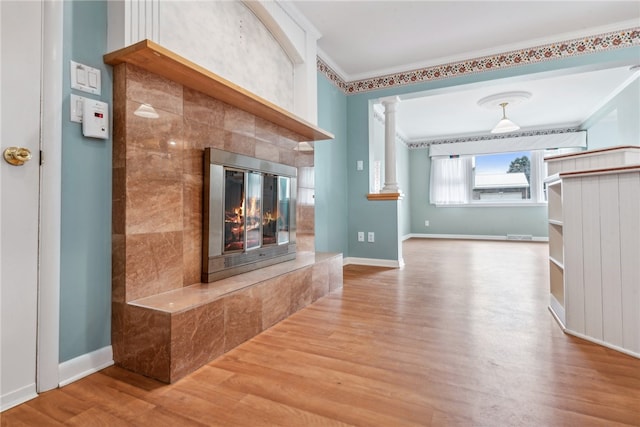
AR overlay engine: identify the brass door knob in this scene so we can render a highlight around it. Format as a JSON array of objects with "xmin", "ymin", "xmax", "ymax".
[{"xmin": 3, "ymin": 147, "xmax": 32, "ymax": 166}]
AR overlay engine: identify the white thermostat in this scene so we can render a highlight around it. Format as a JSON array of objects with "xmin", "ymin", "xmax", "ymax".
[{"xmin": 82, "ymin": 98, "xmax": 109, "ymax": 139}]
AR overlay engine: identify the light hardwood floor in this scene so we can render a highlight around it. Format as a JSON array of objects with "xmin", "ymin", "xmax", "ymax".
[{"xmin": 2, "ymin": 239, "xmax": 639, "ymax": 426}]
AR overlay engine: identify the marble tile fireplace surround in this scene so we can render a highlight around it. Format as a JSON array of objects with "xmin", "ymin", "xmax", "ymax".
[{"xmin": 109, "ymin": 42, "xmax": 340, "ymax": 383}]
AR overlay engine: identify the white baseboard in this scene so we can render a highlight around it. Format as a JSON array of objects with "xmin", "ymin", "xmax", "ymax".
[
  {"xmin": 1, "ymin": 383, "xmax": 38, "ymax": 412},
  {"xmin": 343, "ymin": 257, "xmax": 402, "ymax": 268},
  {"xmin": 58, "ymin": 345, "xmax": 114, "ymax": 387},
  {"xmin": 405, "ymin": 233, "xmax": 549, "ymax": 242},
  {"xmin": 563, "ymin": 329, "xmax": 640, "ymax": 360},
  {"xmin": 549, "ymin": 296, "xmax": 566, "ymax": 329}
]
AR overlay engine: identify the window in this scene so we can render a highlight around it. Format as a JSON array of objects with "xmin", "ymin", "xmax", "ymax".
[
  {"xmin": 473, "ymin": 151, "xmax": 533, "ymax": 201},
  {"xmin": 430, "ymin": 149, "xmax": 548, "ymax": 206}
]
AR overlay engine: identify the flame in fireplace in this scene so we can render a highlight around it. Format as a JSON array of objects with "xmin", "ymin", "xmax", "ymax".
[
  {"xmin": 247, "ymin": 197, "xmax": 259, "ymax": 218},
  {"xmin": 246, "ymin": 197, "xmax": 261, "ymax": 232},
  {"xmin": 238, "ymin": 198, "xmax": 244, "ymax": 218}
]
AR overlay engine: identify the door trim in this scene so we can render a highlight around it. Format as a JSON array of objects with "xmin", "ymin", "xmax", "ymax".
[{"xmin": 37, "ymin": 0, "xmax": 63, "ymax": 392}]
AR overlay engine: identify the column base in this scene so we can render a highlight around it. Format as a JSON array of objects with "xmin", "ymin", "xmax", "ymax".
[{"xmin": 381, "ymin": 184, "xmax": 400, "ymax": 193}]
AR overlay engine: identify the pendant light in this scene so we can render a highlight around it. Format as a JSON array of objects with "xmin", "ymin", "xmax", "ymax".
[
  {"xmin": 491, "ymin": 102, "xmax": 520, "ymax": 134},
  {"xmin": 477, "ymin": 91, "xmax": 531, "ymax": 135}
]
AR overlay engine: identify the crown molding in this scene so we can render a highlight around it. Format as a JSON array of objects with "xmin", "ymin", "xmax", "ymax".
[
  {"xmin": 317, "ymin": 55, "xmax": 347, "ymax": 92},
  {"xmin": 317, "ymin": 47, "xmax": 349, "ymax": 83},
  {"xmin": 346, "ymin": 19, "xmax": 640, "ymax": 82}
]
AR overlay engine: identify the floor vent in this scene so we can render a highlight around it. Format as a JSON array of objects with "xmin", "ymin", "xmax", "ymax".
[{"xmin": 507, "ymin": 234, "xmax": 533, "ymax": 241}]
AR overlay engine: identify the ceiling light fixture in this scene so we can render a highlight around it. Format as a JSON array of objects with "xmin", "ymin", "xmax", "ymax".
[
  {"xmin": 477, "ymin": 91, "xmax": 532, "ymax": 135},
  {"xmin": 133, "ymin": 103, "xmax": 159, "ymax": 119},
  {"xmin": 491, "ymin": 102, "xmax": 519, "ymax": 134}
]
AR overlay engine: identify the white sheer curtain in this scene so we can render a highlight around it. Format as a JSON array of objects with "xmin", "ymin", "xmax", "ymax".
[{"xmin": 429, "ymin": 156, "xmax": 472, "ymax": 205}]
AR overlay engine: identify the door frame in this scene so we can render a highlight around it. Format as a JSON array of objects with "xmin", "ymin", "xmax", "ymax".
[{"xmin": 37, "ymin": 0, "xmax": 63, "ymax": 393}]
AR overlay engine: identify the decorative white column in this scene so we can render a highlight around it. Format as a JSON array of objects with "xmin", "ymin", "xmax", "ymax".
[{"xmin": 380, "ymin": 96, "xmax": 401, "ymax": 194}]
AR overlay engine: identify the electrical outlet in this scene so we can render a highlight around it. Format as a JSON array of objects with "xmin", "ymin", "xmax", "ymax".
[
  {"xmin": 367, "ymin": 232, "xmax": 375, "ymax": 243},
  {"xmin": 425, "ymin": 220, "xmax": 429, "ymax": 227},
  {"xmin": 357, "ymin": 231, "xmax": 364, "ymax": 242}
]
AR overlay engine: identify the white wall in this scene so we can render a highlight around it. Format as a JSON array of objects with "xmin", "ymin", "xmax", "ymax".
[
  {"xmin": 159, "ymin": 1, "xmax": 294, "ymax": 111},
  {"xmin": 587, "ymin": 78, "xmax": 640, "ymax": 149},
  {"xmin": 369, "ymin": 104, "xmax": 385, "ymax": 193},
  {"xmin": 107, "ymin": 0, "xmax": 319, "ymax": 122}
]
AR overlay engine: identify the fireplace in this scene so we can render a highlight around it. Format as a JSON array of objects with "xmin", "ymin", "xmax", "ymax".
[{"xmin": 202, "ymin": 148, "xmax": 297, "ymax": 282}]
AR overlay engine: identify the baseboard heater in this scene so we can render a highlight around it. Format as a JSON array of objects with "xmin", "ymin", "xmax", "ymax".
[{"xmin": 506, "ymin": 234, "xmax": 533, "ymax": 241}]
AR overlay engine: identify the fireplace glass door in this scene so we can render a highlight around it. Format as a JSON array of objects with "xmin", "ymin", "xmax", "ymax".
[
  {"xmin": 204, "ymin": 147, "xmax": 297, "ymax": 282},
  {"xmin": 224, "ymin": 169, "xmax": 245, "ymax": 252},
  {"xmin": 223, "ymin": 170, "xmax": 291, "ymax": 253},
  {"xmin": 245, "ymin": 172, "xmax": 262, "ymax": 250},
  {"xmin": 262, "ymin": 175, "xmax": 278, "ymax": 245},
  {"xmin": 277, "ymin": 176, "xmax": 290, "ymax": 244}
]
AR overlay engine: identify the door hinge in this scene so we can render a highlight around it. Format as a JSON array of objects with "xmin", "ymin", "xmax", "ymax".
[{"xmin": 40, "ymin": 150, "xmax": 44, "ymax": 165}]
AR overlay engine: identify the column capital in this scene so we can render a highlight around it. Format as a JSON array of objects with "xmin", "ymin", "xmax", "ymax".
[{"xmin": 379, "ymin": 96, "xmax": 400, "ymax": 107}]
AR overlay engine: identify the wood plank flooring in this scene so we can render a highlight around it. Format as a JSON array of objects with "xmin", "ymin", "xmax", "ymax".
[{"xmin": 2, "ymin": 239, "xmax": 639, "ymax": 426}]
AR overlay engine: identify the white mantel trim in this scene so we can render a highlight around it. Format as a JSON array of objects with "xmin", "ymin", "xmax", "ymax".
[{"xmin": 108, "ymin": 0, "xmax": 319, "ymax": 123}]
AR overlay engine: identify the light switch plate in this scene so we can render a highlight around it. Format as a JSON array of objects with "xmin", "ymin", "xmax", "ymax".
[
  {"xmin": 70, "ymin": 60, "xmax": 101, "ymax": 95},
  {"xmin": 70, "ymin": 94, "xmax": 84, "ymax": 123}
]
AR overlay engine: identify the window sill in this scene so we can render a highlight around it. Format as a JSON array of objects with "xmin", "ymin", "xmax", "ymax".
[
  {"xmin": 435, "ymin": 202, "xmax": 547, "ymax": 208},
  {"xmin": 367, "ymin": 192, "xmax": 403, "ymax": 201}
]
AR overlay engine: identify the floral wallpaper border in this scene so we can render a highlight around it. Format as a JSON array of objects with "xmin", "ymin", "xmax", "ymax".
[
  {"xmin": 408, "ymin": 128, "xmax": 582, "ymax": 149},
  {"xmin": 318, "ymin": 28, "xmax": 640, "ymax": 95}
]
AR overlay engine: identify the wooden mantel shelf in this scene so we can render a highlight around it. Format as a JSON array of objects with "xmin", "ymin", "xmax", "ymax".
[{"xmin": 104, "ymin": 40, "xmax": 334, "ymax": 142}]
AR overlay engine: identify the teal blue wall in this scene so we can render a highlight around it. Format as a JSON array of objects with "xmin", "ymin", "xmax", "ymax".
[
  {"xmin": 315, "ymin": 75, "xmax": 348, "ymax": 254},
  {"xmin": 409, "ymin": 149, "xmax": 548, "ymax": 237},
  {"xmin": 345, "ymin": 93, "xmax": 407, "ymax": 260},
  {"xmin": 398, "ymin": 142, "xmax": 411, "ymax": 238},
  {"xmin": 60, "ymin": 0, "xmax": 112, "ymax": 362},
  {"xmin": 586, "ymin": 78, "xmax": 640, "ymax": 149}
]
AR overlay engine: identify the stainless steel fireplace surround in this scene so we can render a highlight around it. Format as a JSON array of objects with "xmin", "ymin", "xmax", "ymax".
[{"xmin": 202, "ymin": 148, "xmax": 297, "ymax": 282}]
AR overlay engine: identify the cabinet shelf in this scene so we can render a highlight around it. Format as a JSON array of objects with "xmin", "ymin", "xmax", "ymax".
[
  {"xmin": 549, "ymin": 259, "xmax": 564, "ymax": 310},
  {"xmin": 549, "ymin": 222, "xmax": 564, "ymax": 265},
  {"xmin": 547, "ymin": 179, "xmax": 563, "ymax": 223},
  {"xmin": 549, "ymin": 256, "xmax": 564, "ymax": 270}
]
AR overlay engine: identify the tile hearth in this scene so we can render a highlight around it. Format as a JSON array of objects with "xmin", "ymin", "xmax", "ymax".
[{"xmin": 120, "ymin": 252, "xmax": 342, "ymax": 383}]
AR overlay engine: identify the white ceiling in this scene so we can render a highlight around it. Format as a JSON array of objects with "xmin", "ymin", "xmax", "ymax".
[
  {"xmin": 288, "ymin": 1, "xmax": 640, "ymax": 140},
  {"xmin": 395, "ymin": 65, "xmax": 638, "ymax": 140}
]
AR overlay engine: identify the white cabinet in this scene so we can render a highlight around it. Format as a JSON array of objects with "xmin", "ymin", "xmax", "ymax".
[{"xmin": 545, "ymin": 146, "xmax": 640, "ymax": 358}]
